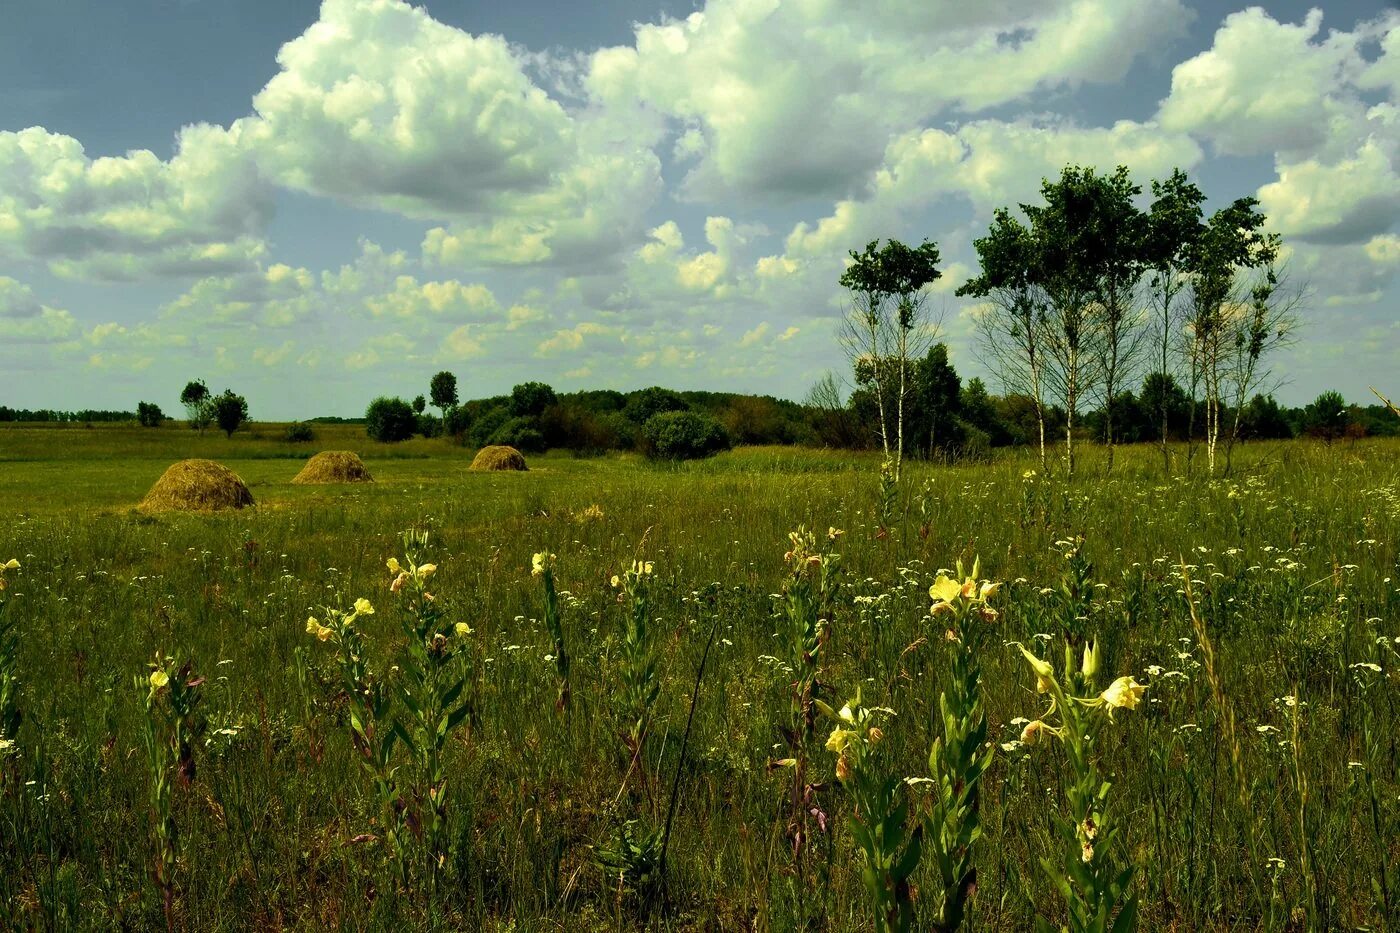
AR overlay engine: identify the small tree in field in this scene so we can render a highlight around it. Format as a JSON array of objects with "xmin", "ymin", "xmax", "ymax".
[
  {"xmin": 137, "ymin": 402, "xmax": 165, "ymax": 428},
  {"xmin": 365, "ymin": 397, "xmax": 417, "ymax": 442},
  {"xmin": 211, "ymin": 391, "xmax": 248, "ymax": 439},
  {"xmin": 430, "ymin": 371, "xmax": 458, "ymax": 428},
  {"xmin": 180, "ymin": 380, "xmax": 212, "ymax": 434},
  {"xmin": 1302, "ymin": 391, "xmax": 1350, "ymax": 445},
  {"xmin": 511, "ymin": 382, "xmax": 558, "ymax": 419},
  {"xmin": 412, "ymin": 395, "xmax": 427, "ymax": 415}
]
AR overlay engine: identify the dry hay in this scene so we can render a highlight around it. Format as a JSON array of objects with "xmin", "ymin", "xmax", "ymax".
[
  {"xmin": 292, "ymin": 450, "xmax": 374, "ymax": 485},
  {"xmin": 139, "ymin": 459, "xmax": 254, "ymax": 512},
  {"xmin": 469, "ymin": 445, "xmax": 528, "ymax": 472}
]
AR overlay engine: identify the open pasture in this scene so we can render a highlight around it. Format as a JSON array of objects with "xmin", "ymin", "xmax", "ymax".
[{"xmin": 0, "ymin": 425, "xmax": 1398, "ymax": 930}]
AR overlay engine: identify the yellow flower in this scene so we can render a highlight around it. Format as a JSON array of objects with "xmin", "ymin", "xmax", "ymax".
[
  {"xmin": 417, "ymin": 563, "xmax": 437, "ymax": 580},
  {"xmin": 316, "ymin": 625, "xmax": 332, "ymax": 642},
  {"xmin": 827, "ymin": 527, "xmax": 844, "ymax": 540},
  {"xmin": 531, "ymin": 552, "xmax": 551, "ymax": 577},
  {"xmin": 305, "ymin": 616, "xmax": 320, "ymax": 635},
  {"xmin": 454, "ymin": 622, "xmax": 473, "ymax": 636},
  {"xmin": 353, "ymin": 597, "xmax": 374, "ymax": 616},
  {"xmin": 1020, "ymin": 645, "xmax": 1055, "ymax": 694},
  {"xmin": 610, "ymin": 574, "xmax": 621, "ymax": 588},
  {"xmin": 390, "ymin": 571, "xmax": 408, "ymax": 593},
  {"xmin": 835, "ymin": 755, "xmax": 853, "ymax": 784},
  {"xmin": 1100, "ymin": 676, "xmax": 1145, "ymax": 712},
  {"xmin": 149, "ymin": 670, "xmax": 169, "ymax": 690},
  {"xmin": 386, "ymin": 557, "xmax": 401, "ymax": 574},
  {"xmin": 979, "ymin": 581, "xmax": 1001, "ymax": 601},
  {"xmin": 2, "ymin": 559, "xmax": 18, "ymax": 570},
  {"xmin": 825, "ymin": 727, "xmax": 857, "ymax": 753},
  {"xmin": 929, "ymin": 574, "xmax": 962, "ymax": 606}
]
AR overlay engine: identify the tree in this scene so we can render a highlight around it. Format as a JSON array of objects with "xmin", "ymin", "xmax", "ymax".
[
  {"xmin": 805, "ymin": 372, "xmax": 862, "ymax": 449},
  {"xmin": 1084, "ymin": 166, "xmax": 1149, "ymax": 473},
  {"xmin": 643, "ymin": 411, "xmax": 731, "ymax": 460},
  {"xmin": 365, "ymin": 397, "xmax": 418, "ymax": 442},
  {"xmin": 1182, "ymin": 197, "xmax": 1286, "ymax": 474},
  {"xmin": 511, "ymin": 382, "xmax": 558, "ymax": 419},
  {"xmin": 960, "ymin": 209, "xmax": 1050, "ymax": 467},
  {"xmin": 1023, "ymin": 166, "xmax": 1104, "ymax": 477},
  {"xmin": 1138, "ymin": 373, "xmax": 1191, "ymax": 441},
  {"xmin": 1145, "ymin": 168, "xmax": 1205, "ymax": 474},
  {"xmin": 910, "ymin": 343, "xmax": 961, "ymax": 457},
  {"xmin": 211, "ymin": 390, "xmax": 248, "ymax": 439},
  {"xmin": 1302, "ymin": 391, "xmax": 1350, "ymax": 444},
  {"xmin": 180, "ymin": 379, "xmax": 212, "ymax": 434},
  {"xmin": 838, "ymin": 238, "xmax": 942, "ymax": 479},
  {"xmin": 623, "ymin": 386, "xmax": 688, "ymax": 424},
  {"xmin": 412, "ymin": 395, "xmax": 427, "ymax": 415},
  {"xmin": 430, "ymin": 371, "xmax": 459, "ymax": 428},
  {"xmin": 137, "ymin": 401, "xmax": 164, "ymax": 428}
]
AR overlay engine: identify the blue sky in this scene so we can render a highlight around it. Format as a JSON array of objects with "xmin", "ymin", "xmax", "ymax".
[{"xmin": 1, "ymin": 0, "xmax": 1396, "ymax": 418}]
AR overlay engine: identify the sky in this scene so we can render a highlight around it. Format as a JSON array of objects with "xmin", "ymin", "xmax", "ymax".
[{"xmin": 1, "ymin": 0, "xmax": 1397, "ymax": 419}]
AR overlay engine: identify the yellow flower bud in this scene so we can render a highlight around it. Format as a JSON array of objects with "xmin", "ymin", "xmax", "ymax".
[
  {"xmin": 417, "ymin": 563, "xmax": 437, "ymax": 580},
  {"xmin": 1019, "ymin": 645, "xmax": 1055, "ymax": 693},
  {"xmin": 2, "ymin": 559, "xmax": 18, "ymax": 570},
  {"xmin": 835, "ymin": 755, "xmax": 853, "ymax": 784}
]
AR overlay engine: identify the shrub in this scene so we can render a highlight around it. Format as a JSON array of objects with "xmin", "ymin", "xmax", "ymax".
[
  {"xmin": 642, "ymin": 410, "xmax": 730, "ymax": 460},
  {"xmin": 416, "ymin": 414, "xmax": 443, "ymax": 438},
  {"xmin": 284, "ymin": 422, "xmax": 316, "ymax": 443},
  {"xmin": 365, "ymin": 397, "xmax": 417, "ymax": 443},
  {"xmin": 488, "ymin": 416, "xmax": 547, "ymax": 454},
  {"xmin": 444, "ymin": 405, "xmax": 472, "ymax": 441},
  {"xmin": 137, "ymin": 401, "xmax": 165, "ymax": 428},
  {"xmin": 467, "ymin": 404, "xmax": 511, "ymax": 449}
]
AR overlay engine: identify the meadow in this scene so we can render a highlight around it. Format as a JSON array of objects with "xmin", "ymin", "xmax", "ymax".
[{"xmin": 0, "ymin": 423, "xmax": 1397, "ymax": 931}]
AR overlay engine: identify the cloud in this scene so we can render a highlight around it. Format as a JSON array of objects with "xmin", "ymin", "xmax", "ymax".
[
  {"xmin": 1157, "ymin": 8, "xmax": 1387, "ymax": 159},
  {"xmin": 0, "ymin": 123, "xmax": 272, "ymax": 280},
  {"xmin": 236, "ymin": 0, "xmax": 661, "ymax": 268},
  {"xmin": 589, "ymin": 0, "xmax": 1190, "ymax": 200},
  {"xmin": 1257, "ymin": 139, "xmax": 1400, "ymax": 245},
  {"xmin": 0, "ymin": 276, "xmax": 42, "ymax": 319}
]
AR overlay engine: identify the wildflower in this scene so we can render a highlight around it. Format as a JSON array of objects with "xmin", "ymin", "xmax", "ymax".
[
  {"xmin": 835, "ymin": 755, "xmax": 853, "ymax": 784},
  {"xmin": 305, "ymin": 616, "xmax": 320, "ymax": 635},
  {"xmin": 390, "ymin": 571, "xmax": 408, "ymax": 593},
  {"xmin": 353, "ymin": 598, "xmax": 374, "ymax": 616},
  {"xmin": 386, "ymin": 557, "xmax": 401, "ymax": 574},
  {"xmin": 531, "ymin": 552, "xmax": 553, "ymax": 577},
  {"xmin": 827, "ymin": 527, "xmax": 844, "ymax": 540},
  {"xmin": 929, "ymin": 574, "xmax": 962, "ymax": 606},
  {"xmin": 826, "ymin": 728, "xmax": 857, "ymax": 753},
  {"xmin": 149, "ymin": 670, "xmax": 169, "ymax": 690},
  {"xmin": 1099, "ymin": 676, "xmax": 1145, "ymax": 713},
  {"xmin": 1020, "ymin": 645, "xmax": 1055, "ymax": 694},
  {"xmin": 417, "ymin": 563, "xmax": 437, "ymax": 580},
  {"xmin": 1022, "ymin": 469, "xmax": 1036, "ymax": 479},
  {"xmin": 867, "ymin": 727, "xmax": 884, "ymax": 745},
  {"xmin": 1021, "ymin": 720, "xmax": 1045, "ymax": 746},
  {"xmin": 2, "ymin": 559, "xmax": 17, "ymax": 570},
  {"xmin": 454, "ymin": 622, "xmax": 473, "ymax": 636}
]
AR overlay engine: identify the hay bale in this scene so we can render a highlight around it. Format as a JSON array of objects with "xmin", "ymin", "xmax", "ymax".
[
  {"xmin": 139, "ymin": 459, "xmax": 254, "ymax": 512},
  {"xmin": 292, "ymin": 450, "xmax": 374, "ymax": 485},
  {"xmin": 469, "ymin": 445, "xmax": 528, "ymax": 472}
]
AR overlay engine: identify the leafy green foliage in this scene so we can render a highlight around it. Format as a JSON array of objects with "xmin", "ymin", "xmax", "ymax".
[
  {"xmin": 642, "ymin": 410, "xmax": 730, "ymax": 460},
  {"xmin": 365, "ymin": 396, "xmax": 417, "ymax": 442}
]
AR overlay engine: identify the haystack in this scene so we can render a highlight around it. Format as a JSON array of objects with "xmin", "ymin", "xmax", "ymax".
[
  {"xmin": 469, "ymin": 445, "xmax": 528, "ymax": 472},
  {"xmin": 139, "ymin": 459, "xmax": 254, "ymax": 512},
  {"xmin": 292, "ymin": 450, "xmax": 374, "ymax": 485}
]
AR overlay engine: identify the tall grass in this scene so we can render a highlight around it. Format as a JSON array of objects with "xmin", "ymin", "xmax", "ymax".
[{"xmin": 0, "ymin": 426, "xmax": 1397, "ymax": 928}]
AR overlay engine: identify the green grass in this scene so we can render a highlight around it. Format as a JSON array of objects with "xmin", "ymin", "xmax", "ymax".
[{"xmin": 0, "ymin": 424, "xmax": 1397, "ymax": 930}]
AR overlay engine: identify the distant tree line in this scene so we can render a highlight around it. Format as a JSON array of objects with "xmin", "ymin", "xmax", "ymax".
[{"xmin": 0, "ymin": 407, "xmax": 136, "ymax": 423}]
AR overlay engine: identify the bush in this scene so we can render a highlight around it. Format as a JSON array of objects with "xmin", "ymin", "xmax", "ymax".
[
  {"xmin": 643, "ymin": 411, "xmax": 731, "ymax": 460},
  {"xmin": 416, "ymin": 414, "xmax": 443, "ymax": 438},
  {"xmin": 444, "ymin": 405, "xmax": 471, "ymax": 441},
  {"xmin": 488, "ymin": 416, "xmax": 547, "ymax": 454},
  {"xmin": 365, "ymin": 397, "xmax": 418, "ymax": 442},
  {"xmin": 467, "ymin": 404, "xmax": 511, "ymax": 449},
  {"xmin": 284, "ymin": 422, "xmax": 316, "ymax": 443},
  {"xmin": 137, "ymin": 401, "xmax": 165, "ymax": 428}
]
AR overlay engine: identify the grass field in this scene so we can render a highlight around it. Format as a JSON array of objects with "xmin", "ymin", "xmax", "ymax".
[{"xmin": 0, "ymin": 424, "xmax": 1397, "ymax": 930}]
